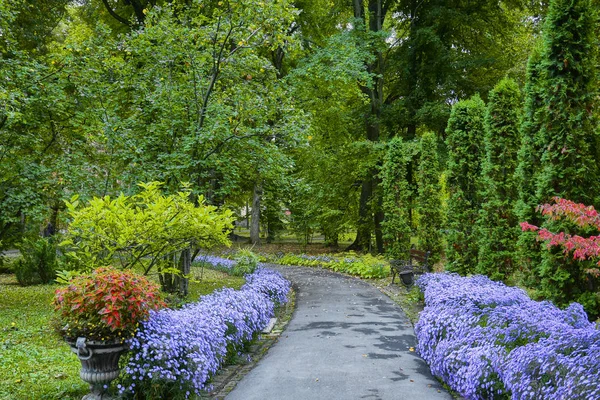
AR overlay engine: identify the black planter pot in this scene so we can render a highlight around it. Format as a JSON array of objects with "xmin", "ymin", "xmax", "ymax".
[
  {"xmin": 399, "ymin": 268, "xmax": 415, "ymax": 287},
  {"xmin": 67, "ymin": 337, "xmax": 128, "ymax": 400}
]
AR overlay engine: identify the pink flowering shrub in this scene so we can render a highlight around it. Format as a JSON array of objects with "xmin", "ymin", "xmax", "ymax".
[{"xmin": 521, "ymin": 196, "xmax": 600, "ymax": 278}]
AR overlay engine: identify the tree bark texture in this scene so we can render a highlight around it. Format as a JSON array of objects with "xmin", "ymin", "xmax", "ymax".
[
  {"xmin": 176, "ymin": 247, "xmax": 191, "ymax": 297},
  {"xmin": 250, "ymin": 182, "xmax": 262, "ymax": 245}
]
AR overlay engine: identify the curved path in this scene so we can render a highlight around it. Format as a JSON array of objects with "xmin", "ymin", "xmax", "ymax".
[{"xmin": 226, "ymin": 265, "xmax": 451, "ymax": 400}]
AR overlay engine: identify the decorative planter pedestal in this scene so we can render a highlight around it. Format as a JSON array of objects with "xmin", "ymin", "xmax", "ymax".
[{"xmin": 68, "ymin": 337, "xmax": 128, "ymax": 400}]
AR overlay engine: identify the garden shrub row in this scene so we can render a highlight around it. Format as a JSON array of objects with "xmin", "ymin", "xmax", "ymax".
[
  {"xmin": 415, "ymin": 273, "xmax": 600, "ymax": 400},
  {"xmin": 274, "ymin": 253, "xmax": 389, "ymax": 279},
  {"xmin": 119, "ymin": 267, "xmax": 291, "ymax": 399},
  {"xmin": 196, "ymin": 252, "xmax": 389, "ymax": 279}
]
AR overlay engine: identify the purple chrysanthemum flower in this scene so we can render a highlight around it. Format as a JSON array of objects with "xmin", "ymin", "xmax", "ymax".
[
  {"xmin": 415, "ymin": 273, "xmax": 600, "ymax": 400},
  {"xmin": 120, "ymin": 267, "xmax": 291, "ymax": 399}
]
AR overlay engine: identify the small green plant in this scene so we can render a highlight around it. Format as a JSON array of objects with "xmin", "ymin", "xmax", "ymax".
[
  {"xmin": 54, "ymin": 269, "xmax": 83, "ymax": 284},
  {"xmin": 0, "ymin": 255, "xmax": 16, "ymax": 274},
  {"xmin": 232, "ymin": 248, "xmax": 259, "ymax": 276},
  {"xmin": 406, "ymin": 285, "xmax": 424, "ymax": 303},
  {"xmin": 14, "ymin": 237, "xmax": 57, "ymax": 285}
]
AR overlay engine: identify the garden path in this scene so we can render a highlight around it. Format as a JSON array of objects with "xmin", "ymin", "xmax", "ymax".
[{"xmin": 225, "ymin": 265, "xmax": 451, "ymax": 400}]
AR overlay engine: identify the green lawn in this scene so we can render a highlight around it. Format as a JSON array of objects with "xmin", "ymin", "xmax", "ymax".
[{"xmin": 0, "ymin": 268, "xmax": 245, "ymax": 400}]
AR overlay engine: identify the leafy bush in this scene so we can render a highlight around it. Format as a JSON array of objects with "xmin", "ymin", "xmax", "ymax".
[
  {"xmin": 415, "ymin": 273, "xmax": 600, "ymax": 400},
  {"xmin": 521, "ymin": 197, "xmax": 600, "ymax": 316},
  {"xmin": 54, "ymin": 267, "xmax": 166, "ymax": 341},
  {"xmin": 0, "ymin": 241, "xmax": 6, "ymax": 273},
  {"xmin": 231, "ymin": 248, "xmax": 259, "ymax": 276},
  {"xmin": 120, "ymin": 267, "xmax": 290, "ymax": 399},
  {"xmin": 14, "ymin": 237, "xmax": 57, "ymax": 285},
  {"xmin": 0, "ymin": 255, "xmax": 16, "ymax": 274},
  {"xmin": 61, "ymin": 182, "xmax": 234, "ymax": 274}
]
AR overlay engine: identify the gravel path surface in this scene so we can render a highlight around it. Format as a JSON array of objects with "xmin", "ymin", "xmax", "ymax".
[{"xmin": 225, "ymin": 265, "xmax": 451, "ymax": 400}]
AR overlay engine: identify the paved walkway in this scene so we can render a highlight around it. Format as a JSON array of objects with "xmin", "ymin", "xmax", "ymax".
[{"xmin": 226, "ymin": 266, "xmax": 451, "ymax": 400}]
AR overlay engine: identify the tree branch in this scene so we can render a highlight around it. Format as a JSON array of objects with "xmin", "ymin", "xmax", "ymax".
[{"xmin": 100, "ymin": 0, "xmax": 132, "ymax": 27}]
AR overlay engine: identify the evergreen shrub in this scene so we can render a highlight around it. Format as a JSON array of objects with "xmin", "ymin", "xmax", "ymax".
[
  {"xmin": 476, "ymin": 78, "xmax": 521, "ymax": 280},
  {"xmin": 444, "ymin": 95, "xmax": 486, "ymax": 274},
  {"xmin": 14, "ymin": 237, "xmax": 57, "ymax": 285},
  {"xmin": 416, "ymin": 132, "xmax": 443, "ymax": 264}
]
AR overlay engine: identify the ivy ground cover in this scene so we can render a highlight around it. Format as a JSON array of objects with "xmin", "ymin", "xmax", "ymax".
[
  {"xmin": 120, "ymin": 266, "xmax": 291, "ymax": 399},
  {"xmin": 415, "ymin": 273, "xmax": 600, "ymax": 400}
]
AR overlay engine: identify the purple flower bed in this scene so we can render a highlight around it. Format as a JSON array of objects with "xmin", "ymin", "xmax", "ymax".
[
  {"xmin": 120, "ymin": 267, "xmax": 291, "ymax": 399},
  {"xmin": 194, "ymin": 254, "xmax": 236, "ymax": 271},
  {"xmin": 243, "ymin": 266, "xmax": 291, "ymax": 305},
  {"xmin": 415, "ymin": 273, "xmax": 600, "ymax": 400}
]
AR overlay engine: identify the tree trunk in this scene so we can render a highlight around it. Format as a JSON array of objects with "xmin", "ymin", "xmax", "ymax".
[
  {"xmin": 374, "ymin": 196, "xmax": 384, "ymax": 253},
  {"xmin": 176, "ymin": 247, "xmax": 191, "ymax": 297},
  {"xmin": 348, "ymin": 0, "xmax": 386, "ymax": 253},
  {"xmin": 348, "ymin": 178, "xmax": 373, "ymax": 251},
  {"xmin": 159, "ymin": 261, "xmax": 175, "ymax": 294},
  {"xmin": 250, "ymin": 182, "xmax": 262, "ymax": 245},
  {"xmin": 246, "ymin": 200, "xmax": 250, "ymax": 229}
]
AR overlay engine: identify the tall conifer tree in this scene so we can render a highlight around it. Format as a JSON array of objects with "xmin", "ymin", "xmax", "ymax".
[
  {"xmin": 514, "ymin": 43, "xmax": 545, "ymax": 278},
  {"xmin": 534, "ymin": 0, "xmax": 600, "ymax": 308},
  {"xmin": 477, "ymin": 78, "xmax": 521, "ymax": 280},
  {"xmin": 381, "ymin": 137, "xmax": 414, "ymax": 259},
  {"xmin": 445, "ymin": 95, "xmax": 486, "ymax": 274},
  {"xmin": 416, "ymin": 132, "xmax": 443, "ymax": 264}
]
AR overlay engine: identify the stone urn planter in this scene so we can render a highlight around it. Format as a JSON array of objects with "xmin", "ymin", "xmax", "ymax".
[
  {"xmin": 54, "ymin": 267, "xmax": 166, "ymax": 399},
  {"xmin": 68, "ymin": 337, "xmax": 128, "ymax": 400}
]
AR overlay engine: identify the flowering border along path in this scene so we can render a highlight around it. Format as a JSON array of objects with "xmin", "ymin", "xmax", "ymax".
[
  {"xmin": 119, "ymin": 266, "xmax": 291, "ymax": 399},
  {"xmin": 415, "ymin": 273, "xmax": 600, "ymax": 400}
]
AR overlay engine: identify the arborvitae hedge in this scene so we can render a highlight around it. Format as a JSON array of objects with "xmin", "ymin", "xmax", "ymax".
[
  {"xmin": 534, "ymin": 0, "xmax": 600, "ymax": 311},
  {"xmin": 381, "ymin": 136, "xmax": 414, "ymax": 259},
  {"xmin": 535, "ymin": 0, "xmax": 599, "ymax": 205},
  {"xmin": 444, "ymin": 95, "xmax": 486, "ymax": 275},
  {"xmin": 476, "ymin": 78, "xmax": 521, "ymax": 280},
  {"xmin": 416, "ymin": 132, "xmax": 443, "ymax": 264},
  {"xmin": 514, "ymin": 44, "xmax": 544, "ymax": 280}
]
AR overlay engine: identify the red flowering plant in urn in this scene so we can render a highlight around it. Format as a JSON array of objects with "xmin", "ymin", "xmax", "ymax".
[
  {"xmin": 54, "ymin": 267, "xmax": 166, "ymax": 400},
  {"xmin": 54, "ymin": 266, "xmax": 166, "ymax": 342}
]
